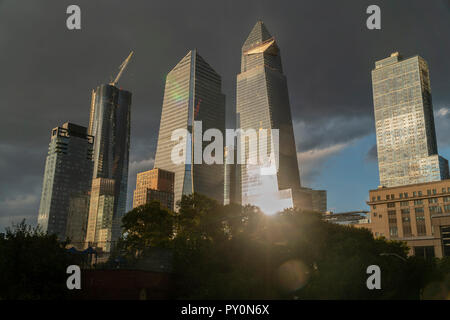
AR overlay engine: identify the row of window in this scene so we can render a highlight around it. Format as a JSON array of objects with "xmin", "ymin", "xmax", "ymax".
[{"xmin": 372, "ymin": 188, "xmax": 450, "ymax": 202}]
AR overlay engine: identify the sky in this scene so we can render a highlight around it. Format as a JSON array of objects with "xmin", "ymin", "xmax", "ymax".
[{"xmin": 1, "ymin": 0, "xmax": 450, "ymax": 231}]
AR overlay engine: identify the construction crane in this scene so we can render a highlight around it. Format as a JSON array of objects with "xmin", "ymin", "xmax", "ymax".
[{"xmin": 109, "ymin": 51, "xmax": 134, "ymax": 87}]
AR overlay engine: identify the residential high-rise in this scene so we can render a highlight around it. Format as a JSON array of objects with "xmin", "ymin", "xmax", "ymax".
[
  {"xmin": 133, "ymin": 168, "xmax": 175, "ymax": 211},
  {"xmin": 154, "ymin": 50, "xmax": 225, "ymax": 207},
  {"xmin": 85, "ymin": 178, "xmax": 115, "ymax": 252},
  {"xmin": 236, "ymin": 21, "xmax": 307, "ymax": 214},
  {"xmin": 371, "ymin": 52, "xmax": 449, "ymax": 188},
  {"xmin": 87, "ymin": 84, "xmax": 131, "ymax": 246},
  {"xmin": 38, "ymin": 122, "xmax": 94, "ymax": 240}
]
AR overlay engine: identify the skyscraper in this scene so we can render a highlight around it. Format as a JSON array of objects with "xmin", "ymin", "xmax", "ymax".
[
  {"xmin": 154, "ymin": 50, "xmax": 225, "ymax": 207},
  {"xmin": 87, "ymin": 83, "xmax": 131, "ymax": 246},
  {"xmin": 85, "ymin": 177, "xmax": 115, "ymax": 252},
  {"xmin": 236, "ymin": 21, "xmax": 306, "ymax": 214},
  {"xmin": 371, "ymin": 52, "xmax": 449, "ymax": 187},
  {"xmin": 38, "ymin": 122, "xmax": 94, "ymax": 240}
]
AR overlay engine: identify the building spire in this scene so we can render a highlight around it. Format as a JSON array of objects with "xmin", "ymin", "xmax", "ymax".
[{"xmin": 242, "ymin": 20, "xmax": 273, "ymax": 51}]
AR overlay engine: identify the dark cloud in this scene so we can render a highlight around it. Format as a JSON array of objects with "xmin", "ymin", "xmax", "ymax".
[{"xmin": 1, "ymin": 0, "xmax": 450, "ymax": 230}]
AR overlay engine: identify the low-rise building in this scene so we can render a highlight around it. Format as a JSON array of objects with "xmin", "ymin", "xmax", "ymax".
[{"xmin": 362, "ymin": 179, "xmax": 450, "ymax": 258}]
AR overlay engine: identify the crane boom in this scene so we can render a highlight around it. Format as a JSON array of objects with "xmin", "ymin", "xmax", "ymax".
[{"xmin": 110, "ymin": 51, "xmax": 134, "ymax": 86}]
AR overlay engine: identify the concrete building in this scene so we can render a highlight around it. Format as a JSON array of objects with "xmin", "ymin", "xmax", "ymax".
[
  {"xmin": 371, "ymin": 52, "xmax": 448, "ymax": 188},
  {"xmin": 363, "ymin": 180, "xmax": 450, "ymax": 258},
  {"xmin": 236, "ymin": 21, "xmax": 307, "ymax": 214},
  {"xmin": 153, "ymin": 50, "xmax": 225, "ymax": 206},
  {"xmin": 37, "ymin": 122, "xmax": 94, "ymax": 240},
  {"xmin": 133, "ymin": 168, "xmax": 175, "ymax": 211},
  {"xmin": 88, "ymin": 83, "xmax": 132, "ymax": 245}
]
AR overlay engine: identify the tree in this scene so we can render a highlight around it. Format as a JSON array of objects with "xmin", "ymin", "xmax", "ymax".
[{"xmin": 0, "ymin": 220, "xmax": 79, "ymax": 299}]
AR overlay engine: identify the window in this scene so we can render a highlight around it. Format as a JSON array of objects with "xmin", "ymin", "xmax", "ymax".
[
  {"xmin": 404, "ymin": 193, "xmax": 408, "ymax": 198},
  {"xmin": 387, "ymin": 202, "xmax": 395, "ymax": 208},
  {"xmin": 443, "ymin": 188, "xmax": 446, "ymax": 193},
  {"xmin": 428, "ymin": 198, "xmax": 438, "ymax": 204},
  {"xmin": 414, "ymin": 199, "xmax": 423, "ymax": 205},
  {"xmin": 372, "ymin": 197, "xmax": 376, "ymax": 202},
  {"xmin": 399, "ymin": 193, "xmax": 403, "ymax": 199},
  {"xmin": 401, "ymin": 208, "xmax": 410, "ymax": 214},
  {"xmin": 373, "ymin": 212, "xmax": 377, "ymax": 217},
  {"xmin": 415, "ymin": 207, "xmax": 424, "ymax": 213},
  {"xmin": 391, "ymin": 194, "xmax": 395, "ymax": 199},
  {"xmin": 418, "ymin": 191, "xmax": 423, "ymax": 196},
  {"xmin": 386, "ymin": 195, "xmax": 389, "ymax": 200},
  {"xmin": 443, "ymin": 196, "xmax": 450, "ymax": 202},
  {"xmin": 427, "ymin": 190, "xmax": 431, "ymax": 196},
  {"xmin": 433, "ymin": 189, "xmax": 437, "ymax": 195},
  {"xmin": 373, "ymin": 205, "xmax": 376, "ymax": 209},
  {"xmin": 413, "ymin": 191, "xmax": 417, "ymax": 197},
  {"xmin": 414, "ymin": 246, "xmax": 435, "ymax": 259},
  {"xmin": 429, "ymin": 206, "xmax": 443, "ymax": 213},
  {"xmin": 400, "ymin": 201, "xmax": 409, "ymax": 207},
  {"xmin": 377, "ymin": 196, "xmax": 381, "ymax": 201},
  {"xmin": 445, "ymin": 205, "xmax": 450, "ymax": 213},
  {"xmin": 389, "ymin": 227, "xmax": 398, "ymax": 237}
]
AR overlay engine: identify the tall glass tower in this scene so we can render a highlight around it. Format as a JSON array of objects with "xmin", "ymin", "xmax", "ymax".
[
  {"xmin": 154, "ymin": 50, "xmax": 225, "ymax": 207},
  {"xmin": 236, "ymin": 21, "xmax": 305, "ymax": 214},
  {"xmin": 87, "ymin": 84, "xmax": 131, "ymax": 246},
  {"xmin": 38, "ymin": 122, "xmax": 94, "ymax": 240},
  {"xmin": 372, "ymin": 52, "xmax": 449, "ymax": 187}
]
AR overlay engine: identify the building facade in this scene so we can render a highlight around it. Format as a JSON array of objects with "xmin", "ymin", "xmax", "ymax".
[
  {"xmin": 133, "ymin": 168, "xmax": 175, "ymax": 211},
  {"xmin": 85, "ymin": 177, "xmax": 115, "ymax": 252},
  {"xmin": 88, "ymin": 84, "xmax": 131, "ymax": 245},
  {"xmin": 236, "ymin": 21, "xmax": 306, "ymax": 214},
  {"xmin": 364, "ymin": 180, "xmax": 450, "ymax": 258},
  {"xmin": 153, "ymin": 50, "xmax": 225, "ymax": 207},
  {"xmin": 371, "ymin": 52, "xmax": 448, "ymax": 188},
  {"xmin": 38, "ymin": 122, "xmax": 94, "ymax": 240}
]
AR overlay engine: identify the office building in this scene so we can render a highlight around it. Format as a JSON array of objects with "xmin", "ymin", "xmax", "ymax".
[
  {"xmin": 371, "ymin": 52, "xmax": 449, "ymax": 188},
  {"xmin": 236, "ymin": 21, "xmax": 306, "ymax": 214},
  {"xmin": 133, "ymin": 168, "xmax": 175, "ymax": 211},
  {"xmin": 37, "ymin": 122, "xmax": 94, "ymax": 240},
  {"xmin": 153, "ymin": 50, "xmax": 225, "ymax": 206}
]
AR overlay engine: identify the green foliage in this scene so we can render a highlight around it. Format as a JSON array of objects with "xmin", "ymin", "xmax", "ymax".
[
  {"xmin": 113, "ymin": 194, "xmax": 450, "ymax": 299},
  {"xmin": 0, "ymin": 220, "xmax": 78, "ymax": 300}
]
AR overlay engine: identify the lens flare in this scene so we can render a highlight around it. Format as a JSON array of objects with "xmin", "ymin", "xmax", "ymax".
[{"xmin": 276, "ymin": 259, "xmax": 310, "ymax": 293}]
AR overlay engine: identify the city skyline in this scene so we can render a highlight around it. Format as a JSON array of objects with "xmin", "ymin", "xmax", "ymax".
[{"xmin": 1, "ymin": 1, "xmax": 450, "ymax": 231}]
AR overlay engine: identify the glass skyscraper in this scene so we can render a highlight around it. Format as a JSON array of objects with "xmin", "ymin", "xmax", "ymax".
[
  {"xmin": 38, "ymin": 122, "xmax": 94, "ymax": 240},
  {"xmin": 372, "ymin": 52, "xmax": 449, "ymax": 187},
  {"xmin": 154, "ymin": 50, "xmax": 225, "ymax": 207},
  {"xmin": 87, "ymin": 84, "xmax": 131, "ymax": 246},
  {"xmin": 236, "ymin": 21, "xmax": 305, "ymax": 214}
]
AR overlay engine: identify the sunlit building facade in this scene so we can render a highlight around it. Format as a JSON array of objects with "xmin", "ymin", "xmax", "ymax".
[
  {"xmin": 371, "ymin": 52, "xmax": 449, "ymax": 188},
  {"xmin": 85, "ymin": 177, "xmax": 115, "ymax": 252},
  {"xmin": 154, "ymin": 50, "xmax": 225, "ymax": 207},
  {"xmin": 133, "ymin": 168, "xmax": 175, "ymax": 211},
  {"xmin": 363, "ymin": 180, "xmax": 450, "ymax": 258},
  {"xmin": 38, "ymin": 122, "xmax": 94, "ymax": 240},
  {"xmin": 236, "ymin": 21, "xmax": 306, "ymax": 214},
  {"xmin": 88, "ymin": 84, "xmax": 131, "ymax": 245}
]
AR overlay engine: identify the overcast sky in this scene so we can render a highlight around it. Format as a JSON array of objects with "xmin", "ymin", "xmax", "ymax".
[{"xmin": 1, "ymin": 0, "xmax": 450, "ymax": 231}]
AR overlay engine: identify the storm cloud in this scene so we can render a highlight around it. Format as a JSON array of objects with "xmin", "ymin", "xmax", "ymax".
[{"xmin": 1, "ymin": 0, "xmax": 449, "ymax": 230}]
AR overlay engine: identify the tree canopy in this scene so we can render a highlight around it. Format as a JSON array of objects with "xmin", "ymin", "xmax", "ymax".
[{"xmin": 113, "ymin": 194, "xmax": 450, "ymax": 299}]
